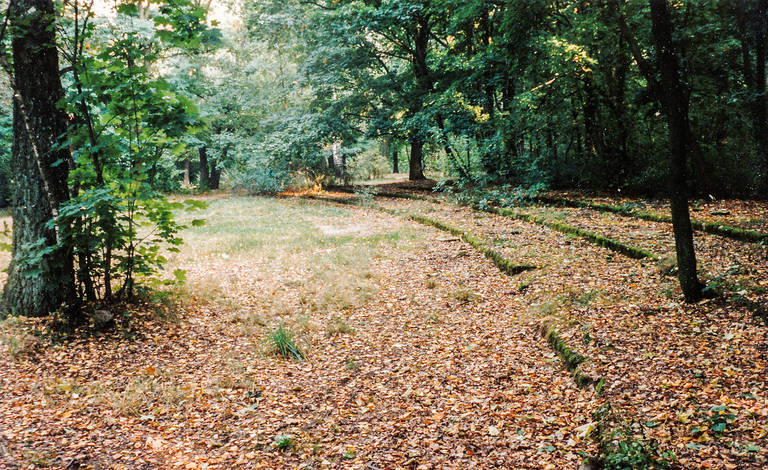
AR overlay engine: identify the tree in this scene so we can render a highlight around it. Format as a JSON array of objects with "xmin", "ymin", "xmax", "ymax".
[
  {"xmin": 2, "ymin": 0, "xmax": 77, "ymax": 318},
  {"xmin": 611, "ymin": 0, "xmax": 703, "ymax": 301}
]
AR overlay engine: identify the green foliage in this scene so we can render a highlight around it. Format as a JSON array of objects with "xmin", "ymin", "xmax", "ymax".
[
  {"xmin": 707, "ymin": 405, "xmax": 737, "ymax": 434},
  {"xmin": 266, "ymin": 324, "xmax": 305, "ymax": 361},
  {"xmin": 602, "ymin": 434, "xmax": 674, "ymax": 470},
  {"xmin": 9, "ymin": 0, "xmax": 214, "ymax": 308},
  {"xmin": 273, "ymin": 434, "xmax": 295, "ymax": 451}
]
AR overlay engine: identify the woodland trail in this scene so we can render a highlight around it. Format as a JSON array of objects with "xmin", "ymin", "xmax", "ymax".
[{"xmin": 0, "ymin": 193, "xmax": 767, "ymax": 469}]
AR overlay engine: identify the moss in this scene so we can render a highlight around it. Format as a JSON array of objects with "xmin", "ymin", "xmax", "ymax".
[
  {"xmin": 486, "ymin": 206, "xmax": 658, "ymax": 261},
  {"xmin": 539, "ymin": 196, "xmax": 768, "ymax": 244},
  {"xmin": 409, "ymin": 214, "xmax": 537, "ymax": 277},
  {"xmin": 541, "ymin": 326, "xmax": 600, "ymax": 389}
]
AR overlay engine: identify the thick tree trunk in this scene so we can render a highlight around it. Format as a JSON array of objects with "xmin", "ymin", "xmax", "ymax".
[
  {"xmin": 3, "ymin": 0, "xmax": 77, "ymax": 318},
  {"xmin": 198, "ymin": 146, "xmax": 209, "ymax": 190},
  {"xmin": 409, "ymin": 138, "xmax": 426, "ymax": 180},
  {"xmin": 649, "ymin": 0, "xmax": 702, "ymax": 302}
]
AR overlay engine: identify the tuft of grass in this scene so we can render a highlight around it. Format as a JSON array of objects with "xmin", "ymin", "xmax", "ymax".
[
  {"xmin": 266, "ymin": 324, "xmax": 305, "ymax": 360},
  {"xmin": 451, "ymin": 289, "xmax": 478, "ymax": 303},
  {"xmin": 274, "ymin": 434, "xmax": 295, "ymax": 451},
  {"xmin": 326, "ymin": 316, "xmax": 354, "ymax": 336}
]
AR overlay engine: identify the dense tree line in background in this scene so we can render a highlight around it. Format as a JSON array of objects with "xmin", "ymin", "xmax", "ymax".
[
  {"xmin": 281, "ymin": 0, "xmax": 768, "ymax": 198},
  {"xmin": 3, "ymin": 0, "xmax": 761, "ymax": 200}
]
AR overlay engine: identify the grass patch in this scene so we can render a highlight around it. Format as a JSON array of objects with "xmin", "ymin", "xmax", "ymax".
[{"xmin": 175, "ymin": 196, "xmax": 422, "ymax": 328}]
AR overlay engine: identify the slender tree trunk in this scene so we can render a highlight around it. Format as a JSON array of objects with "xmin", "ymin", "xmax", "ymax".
[
  {"xmin": 3, "ymin": 0, "xmax": 77, "ymax": 318},
  {"xmin": 198, "ymin": 146, "xmax": 209, "ymax": 190},
  {"xmin": 649, "ymin": 0, "xmax": 702, "ymax": 301},
  {"xmin": 393, "ymin": 147, "xmax": 399, "ymax": 173},
  {"xmin": 183, "ymin": 158, "xmax": 191, "ymax": 185}
]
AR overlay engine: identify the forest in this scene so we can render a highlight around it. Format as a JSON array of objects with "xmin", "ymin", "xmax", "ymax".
[{"xmin": 0, "ymin": 0, "xmax": 767, "ymax": 469}]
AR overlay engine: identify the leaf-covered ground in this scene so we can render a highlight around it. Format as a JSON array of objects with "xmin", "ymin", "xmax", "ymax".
[{"xmin": 1, "ymin": 193, "xmax": 767, "ymax": 469}]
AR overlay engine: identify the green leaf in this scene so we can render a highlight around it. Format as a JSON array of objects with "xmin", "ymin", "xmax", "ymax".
[
  {"xmin": 711, "ymin": 422, "xmax": 727, "ymax": 433},
  {"xmin": 173, "ymin": 269, "xmax": 187, "ymax": 283}
]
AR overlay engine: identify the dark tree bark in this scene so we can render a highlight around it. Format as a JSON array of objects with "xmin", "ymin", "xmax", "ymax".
[
  {"xmin": 3, "ymin": 0, "xmax": 77, "ymax": 318},
  {"xmin": 409, "ymin": 138, "xmax": 425, "ymax": 180},
  {"xmin": 407, "ymin": 12, "xmax": 431, "ymax": 181},
  {"xmin": 648, "ymin": 0, "xmax": 703, "ymax": 301},
  {"xmin": 393, "ymin": 147, "xmax": 399, "ymax": 173},
  {"xmin": 610, "ymin": 0, "xmax": 702, "ymax": 301},
  {"xmin": 198, "ymin": 146, "xmax": 209, "ymax": 190}
]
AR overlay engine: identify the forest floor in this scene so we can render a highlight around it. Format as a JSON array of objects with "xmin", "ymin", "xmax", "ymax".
[{"xmin": 0, "ymin": 189, "xmax": 767, "ymax": 469}]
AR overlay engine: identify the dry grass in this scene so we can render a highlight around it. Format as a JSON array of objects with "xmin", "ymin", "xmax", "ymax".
[
  {"xmin": 172, "ymin": 196, "xmax": 423, "ymax": 337},
  {"xmin": 0, "ymin": 317, "xmax": 40, "ymax": 360}
]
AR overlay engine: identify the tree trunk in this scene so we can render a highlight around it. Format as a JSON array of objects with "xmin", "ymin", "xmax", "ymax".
[
  {"xmin": 183, "ymin": 158, "xmax": 191, "ymax": 185},
  {"xmin": 648, "ymin": 0, "xmax": 702, "ymax": 301},
  {"xmin": 3, "ymin": 0, "xmax": 77, "ymax": 318},
  {"xmin": 198, "ymin": 146, "xmax": 209, "ymax": 190},
  {"xmin": 409, "ymin": 137, "xmax": 425, "ymax": 180},
  {"xmin": 209, "ymin": 160, "xmax": 221, "ymax": 190},
  {"xmin": 393, "ymin": 147, "xmax": 399, "ymax": 173},
  {"xmin": 380, "ymin": 135, "xmax": 391, "ymax": 162},
  {"xmin": 407, "ymin": 13, "xmax": 431, "ymax": 181}
]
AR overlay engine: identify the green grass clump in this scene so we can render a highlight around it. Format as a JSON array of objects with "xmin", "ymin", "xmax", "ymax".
[
  {"xmin": 274, "ymin": 434, "xmax": 295, "ymax": 451},
  {"xmin": 451, "ymin": 289, "xmax": 478, "ymax": 303},
  {"xmin": 266, "ymin": 325, "xmax": 305, "ymax": 360}
]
